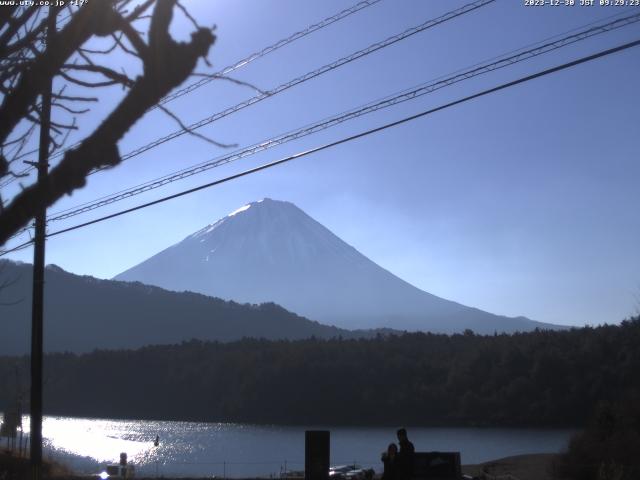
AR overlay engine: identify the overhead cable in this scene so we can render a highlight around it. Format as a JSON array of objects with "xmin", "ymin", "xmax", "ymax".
[
  {"xmin": 0, "ymin": 0, "xmax": 384, "ymax": 187},
  {"xmin": 45, "ymin": 11, "xmax": 640, "ymax": 224},
  {"xmin": 88, "ymin": 0, "xmax": 496, "ymax": 175},
  {"xmin": 0, "ymin": 35, "xmax": 632, "ymax": 256},
  {"xmin": 158, "ymin": 0, "xmax": 384, "ymax": 106}
]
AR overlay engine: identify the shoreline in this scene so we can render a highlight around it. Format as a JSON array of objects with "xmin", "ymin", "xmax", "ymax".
[
  {"xmin": 2, "ymin": 452, "xmax": 559, "ymax": 479},
  {"xmin": 462, "ymin": 453, "xmax": 558, "ymax": 480},
  {"xmin": 1, "ymin": 410, "xmax": 583, "ymax": 429}
]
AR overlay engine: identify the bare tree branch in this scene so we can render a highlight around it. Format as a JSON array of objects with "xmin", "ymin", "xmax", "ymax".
[
  {"xmin": 157, "ymin": 104, "xmax": 236, "ymax": 149},
  {"xmin": 79, "ymin": 41, "xmax": 119, "ymax": 55},
  {"xmin": 62, "ymin": 63, "xmax": 135, "ymax": 87},
  {"xmin": 0, "ymin": 6, "xmax": 38, "ymax": 53},
  {"xmin": 176, "ymin": 1, "xmax": 201, "ymax": 30},
  {"xmin": 118, "ymin": 17, "xmax": 149, "ymax": 58},
  {"xmin": 0, "ymin": 1, "xmax": 121, "ymax": 144},
  {"xmin": 0, "ymin": 6, "xmax": 18, "ymax": 32},
  {"xmin": 0, "ymin": 0, "xmax": 216, "ymax": 245},
  {"xmin": 52, "ymin": 103, "xmax": 90, "ymax": 115},
  {"xmin": 192, "ymin": 72, "xmax": 266, "ymax": 94},
  {"xmin": 0, "ymin": 12, "xmax": 47, "ymax": 58},
  {"xmin": 125, "ymin": 0, "xmax": 156, "ymax": 22},
  {"xmin": 51, "ymin": 94, "xmax": 98, "ymax": 102},
  {"xmin": 50, "ymin": 118, "xmax": 77, "ymax": 155},
  {"xmin": 59, "ymin": 70, "xmax": 122, "ymax": 88}
]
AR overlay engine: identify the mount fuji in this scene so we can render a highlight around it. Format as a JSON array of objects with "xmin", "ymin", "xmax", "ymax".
[{"xmin": 115, "ymin": 199, "xmax": 560, "ymax": 333}]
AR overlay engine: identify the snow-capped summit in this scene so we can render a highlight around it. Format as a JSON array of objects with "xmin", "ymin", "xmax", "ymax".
[{"xmin": 115, "ymin": 199, "xmax": 559, "ymax": 333}]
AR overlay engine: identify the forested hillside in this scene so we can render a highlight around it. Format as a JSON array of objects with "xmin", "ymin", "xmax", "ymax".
[
  {"xmin": 0, "ymin": 260, "xmax": 354, "ymax": 354},
  {"xmin": 1, "ymin": 318, "xmax": 638, "ymax": 427}
]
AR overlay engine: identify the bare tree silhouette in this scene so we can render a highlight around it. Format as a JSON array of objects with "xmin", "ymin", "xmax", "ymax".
[{"xmin": 0, "ymin": 0, "xmax": 218, "ymax": 246}]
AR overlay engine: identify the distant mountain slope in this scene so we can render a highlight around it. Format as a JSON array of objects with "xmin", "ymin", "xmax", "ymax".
[
  {"xmin": 116, "ymin": 198, "xmax": 562, "ymax": 333},
  {"xmin": 0, "ymin": 260, "xmax": 352, "ymax": 355}
]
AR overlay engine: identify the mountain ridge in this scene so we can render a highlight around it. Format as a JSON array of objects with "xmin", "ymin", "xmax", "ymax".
[
  {"xmin": 115, "ymin": 198, "xmax": 563, "ymax": 333},
  {"xmin": 0, "ymin": 259, "xmax": 365, "ymax": 355}
]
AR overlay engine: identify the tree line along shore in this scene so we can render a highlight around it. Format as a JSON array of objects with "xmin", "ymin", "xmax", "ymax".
[{"xmin": 0, "ymin": 317, "xmax": 638, "ymax": 427}]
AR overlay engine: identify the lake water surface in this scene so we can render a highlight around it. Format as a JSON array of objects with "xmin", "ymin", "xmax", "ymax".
[{"xmin": 14, "ymin": 415, "xmax": 575, "ymax": 477}]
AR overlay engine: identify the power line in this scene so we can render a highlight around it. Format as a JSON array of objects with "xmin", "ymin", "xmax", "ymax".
[
  {"xmin": 4, "ymin": 0, "xmax": 494, "ymax": 189},
  {"xmin": 0, "ymin": 0, "xmax": 384, "ymax": 188},
  {"xmin": 158, "ymin": 0, "xmax": 384, "ymax": 107},
  {"xmin": 87, "ymin": 0, "xmax": 495, "ymax": 175},
  {"xmin": 1, "ymin": 36, "xmax": 631, "ymax": 253},
  {"xmin": 386, "ymin": 6, "xmax": 640, "ymax": 98},
  {"xmin": 46, "ymin": 9, "xmax": 640, "ymax": 217},
  {"xmin": 44, "ymin": 11, "xmax": 640, "ymax": 224},
  {"xmin": 0, "ymin": 239, "xmax": 34, "ymax": 256}
]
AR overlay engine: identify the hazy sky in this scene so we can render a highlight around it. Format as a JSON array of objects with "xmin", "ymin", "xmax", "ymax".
[{"xmin": 3, "ymin": 0, "xmax": 639, "ymax": 327}]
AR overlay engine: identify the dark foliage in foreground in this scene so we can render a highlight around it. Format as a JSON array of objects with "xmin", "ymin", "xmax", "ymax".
[
  {"xmin": 552, "ymin": 392, "xmax": 640, "ymax": 480},
  {"xmin": 0, "ymin": 452, "xmax": 70, "ymax": 479},
  {"xmin": 0, "ymin": 317, "xmax": 638, "ymax": 427}
]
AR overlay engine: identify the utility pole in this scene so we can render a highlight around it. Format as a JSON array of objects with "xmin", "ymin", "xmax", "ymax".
[{"xmin": 30, "ymin": 6, "xmax": 56, "ymax": 480}]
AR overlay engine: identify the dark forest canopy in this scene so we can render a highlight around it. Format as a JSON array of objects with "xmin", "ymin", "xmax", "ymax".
[{"xmin": 1, "ymin": 317, "xmax": 638, "ymax": 427}]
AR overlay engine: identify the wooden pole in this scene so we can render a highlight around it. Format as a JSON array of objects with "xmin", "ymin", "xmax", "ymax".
[{"xmin": 30, "ymin": 6, "xmax": 55, "ymax": 480}]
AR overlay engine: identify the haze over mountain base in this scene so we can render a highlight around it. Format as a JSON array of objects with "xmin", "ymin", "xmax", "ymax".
[
  {"xmin": 116, "ymin": 199, "xmax": 562, "ymax": 334},
  {"xmin": 0, "ymin": 260, "xmax": 354, "ymax": 355}
]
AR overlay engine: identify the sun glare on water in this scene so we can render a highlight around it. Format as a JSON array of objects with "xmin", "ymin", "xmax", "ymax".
[{"xmin": 22, "ymin": 416, "xmax": 152, "ymax": 464}]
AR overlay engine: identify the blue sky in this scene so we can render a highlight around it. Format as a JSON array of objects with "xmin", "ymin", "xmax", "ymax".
[{"xmin": 3, "ymin": 0, "xmax": 640, "ymax": 327}]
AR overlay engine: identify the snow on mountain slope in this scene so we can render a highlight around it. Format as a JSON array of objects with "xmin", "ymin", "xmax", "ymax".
[{"xmin": 115, "ymin": 199, "xmax": 560, "ymax": 333}]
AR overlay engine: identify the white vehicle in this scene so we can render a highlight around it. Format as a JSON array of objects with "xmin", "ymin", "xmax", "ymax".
[
  {"xmin": 345, "ymin": 468, "xmax": 366, "ymax": 480},
  {"xmin": 96, "ymin": 464, "xmax": 136, "ymax": 479},
  {"xmin": 330, "ymin": 464, "xmax": 363, "ymax": 480}
]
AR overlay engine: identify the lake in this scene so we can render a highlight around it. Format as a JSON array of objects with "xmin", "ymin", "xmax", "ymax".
[{"xmin": 11, "ymin": 415, "xmax": 575, "ymax": 477}]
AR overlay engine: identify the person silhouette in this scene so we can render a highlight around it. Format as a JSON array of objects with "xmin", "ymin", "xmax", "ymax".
[
  {"xmin": 154, "ymin": 435, "xmax": 160, "ymax": 447},
  {"xmin": 381, "ymin": 443, "xmax": 398, "ymax": 480},
  {"xmin": 395, "ymin": 428, "xmax": 414, "ymax": 480}
]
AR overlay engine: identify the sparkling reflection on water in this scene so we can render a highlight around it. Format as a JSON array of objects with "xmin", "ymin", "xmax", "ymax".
[{"xmin": 14, "ymin": 415, "xmax": 575, "ymax": 478}]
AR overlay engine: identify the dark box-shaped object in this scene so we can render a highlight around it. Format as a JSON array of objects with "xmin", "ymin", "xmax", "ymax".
[
  {"xmin": 412, "ymin": 452, "xmax": 462, "ymax": 480},
  {"xmin": 305, "ymin": 430, "xmax": 330, "ymax": 480}
]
